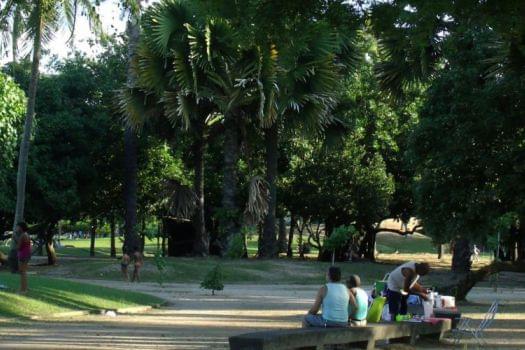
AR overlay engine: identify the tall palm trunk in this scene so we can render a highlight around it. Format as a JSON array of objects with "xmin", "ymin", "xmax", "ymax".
[
  {"xmin": 11, "ymin": 4, "xmax": 22, "ymax": 63},
  {"xmin": 260, "ymin": 124, "xmax": 278, "ymax": 258},
  {"xmin": 287, "ymin": 214, "xmax": 296, "ymax": 257},
  {"xmin": 192, "ymin": 122, "xmax": 208, "ymax": 255},
  {"xmin": 277, "ymin": 217, "xmax": 287, "ymax": 254},
  {"xmin": 124, "ymin": 127, "xmax": 139, "ymax": 254},
  {"xmin": 220, "ymin": 112, "xmax": 240, "ymax": 255},
  {"xmin": 13, "ymin": 0, "xmax": 42, "ymax": 229},
  {"xmin": 123, "ymin": 2, "xmax": 141, "ymax": 255},
  {"xmin": 89, "ymin": 219, "xmax": 97, "ymax": 257},
  {"xmin": 110, "ymin": 216, "xmax": 116, "ymax": 257}
]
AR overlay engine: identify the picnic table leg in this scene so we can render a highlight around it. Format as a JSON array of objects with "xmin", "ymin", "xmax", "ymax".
[
  {"xmin": 366, "ymin": 337, "xmax": 376, "ymax": 350},
  {"xmin": 410, "ymin": 329, "xmax": 418, "ymax": 345}
]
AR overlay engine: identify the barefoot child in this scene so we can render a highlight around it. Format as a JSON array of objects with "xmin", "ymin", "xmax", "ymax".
[
  {"xmin": 131, "ymin": 251, "xmax": 143, "ymax": 283},
  {"xmin": 16, "ymin": 222, "xmax": 31, "ymax": 293},
  {"xmin": 121, "ymin": 253, "xmax": 131, "ymax": 282}
]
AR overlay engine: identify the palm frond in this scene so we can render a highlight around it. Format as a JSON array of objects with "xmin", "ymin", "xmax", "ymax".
[
  {"xmin": 136, "ymin": 40, "xmax": 170, "ymax": 94},
  {"xmin": 116, "ymin": 87, "xmax": 160, "ymax": 131},
  {"xmin": 145, "ymin": 0, "xmax": 193, "ymax": 56},
  {"xmin": 160, "ymin": 179, "xmax": 198, "ymax": 220},
  {"xmin": 244, "ymin": 176, "xmax": 269, "ymax": 226}
]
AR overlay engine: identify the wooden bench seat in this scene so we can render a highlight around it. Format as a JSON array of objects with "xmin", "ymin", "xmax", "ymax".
[{"xmin": 229, "ymin": 319, "xmax": 451, "ymax": 350}]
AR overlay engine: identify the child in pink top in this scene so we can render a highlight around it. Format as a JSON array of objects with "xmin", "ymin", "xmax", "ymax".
[{"xmin": 16, "ymin": 222, "xmax": 31, "ymax": 293}]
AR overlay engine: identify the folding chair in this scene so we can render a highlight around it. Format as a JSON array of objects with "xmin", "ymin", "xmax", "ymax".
[{"xmin": 452, "ymin": 300, "xmax": 498, "ymax": 346}]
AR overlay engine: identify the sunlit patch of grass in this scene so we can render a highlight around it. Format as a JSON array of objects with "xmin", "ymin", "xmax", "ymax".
[{"xmin": 0, "ymin": 272, "xmax": 163, "ymax": 319}]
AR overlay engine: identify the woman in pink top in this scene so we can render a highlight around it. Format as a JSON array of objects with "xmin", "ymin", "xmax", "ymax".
[{"xmin": 16, "ymin": 222, "xmax": 31, "ymax": 293}]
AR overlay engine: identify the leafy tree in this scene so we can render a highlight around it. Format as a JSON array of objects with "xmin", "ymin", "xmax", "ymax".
[
  {"xmin": 324, "ymin": 225, "xmax": 356, "ymax": 265},
  {"xmin": 409, "ymin": 30, "xmax": 525, "ymax": 272},
  {"xmin": 282, "ymin": 133, "xmax": 394, "ymax": 261},
  {"xmin": 0, "ymin": 72, "xmax": 25, "ymax": 230},
  {"xmin": 1, "ymin": 0, "xmax": 104, "ymax": 232}
]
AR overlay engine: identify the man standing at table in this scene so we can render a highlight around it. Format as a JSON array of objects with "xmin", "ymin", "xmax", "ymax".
[{"xmin": 386, "ymin": 261, "xmax": 430, "ymax": 319}]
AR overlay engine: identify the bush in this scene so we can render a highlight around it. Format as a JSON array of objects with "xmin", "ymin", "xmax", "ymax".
[
  {"xmin": 153, "ymin": 249, "xmax": 167, "ymax": 287},
  {"xmin": 324, "ymin": 225, "xmax": 356, "ymax": 252},
  {"xmin": 226, "ymin": 233, "xmax": 245, "ymax": 259},
  {"xmin": 200, "ymin": 264, "xmax": 224, "ymax": 295}
]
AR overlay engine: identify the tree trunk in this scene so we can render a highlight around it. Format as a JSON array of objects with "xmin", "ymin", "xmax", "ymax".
[
  {"xmin": 359, "ymin": 227, "xmax": 377, "ymax": 261},
  {"xmin": 260, "ymin": 124, "xmax": 278, "ymax": 258},
  {"xmin": 192, "ymin": 123, "xmax": 208, "ymax": 256},
  {"xmin": 11, "ymin": 4, "xmax": 21, "ymax": 63},
  {"xmin": 123, "ymin": 5, "xmax": 142, "ymax": 255},
  {"xmin": 278, "ymin": 217, "xmax": 287, "ymax": 254},
  {"xmin": 438, "ymin": 261, "xmax": 525, "ymax": 301},
  {"xmin": 298, "ymin": 221, "xmax": 305, "ymax": 259},
  {"xmin": 452, "ymin": 237, "xmax": 471, "ymax": 274},
  {"xmin": 110, "ymin": 216, "xmax": 116, "ymax": 258},
  {"xmin": 437, "ymin": 244, "xmax": 444, "ymax": 259},
  {"xmin": 141, "ymin": 217, "xmax": 146, "ymax": 252},
  {"xmin": 90, "ymin": 219, "xmax": 97, "ymax": 257},
  {"xmin": 220, "ymin": 112, "xmax": 240, "ymax": 255},
  {"xmin": 161, "ymin": 233, "xmax": 166, "ymax": 257},
  {"xmin": 45, "ymin": 223, "xmax": 57, "ymax": 265},
  {"xmin": 287, "ymin": 214, "xmax": 296, "ymax": 258},
  {"xmin": 12, "ymin": 0, "xmax": 42, "ymax": 230}
]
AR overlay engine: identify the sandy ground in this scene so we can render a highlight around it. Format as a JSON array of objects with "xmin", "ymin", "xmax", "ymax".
[{"xmin": 0, "ymin": 279, "xmax": 524, "ymax": 349}]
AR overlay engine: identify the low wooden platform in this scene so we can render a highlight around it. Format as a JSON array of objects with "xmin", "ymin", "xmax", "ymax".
[{"xmin": 229, "ymin": 319, "xmax": 451, "ymax": 350}]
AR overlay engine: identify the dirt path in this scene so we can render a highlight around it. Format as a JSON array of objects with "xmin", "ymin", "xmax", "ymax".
[{"xmin": 0, "ymin": 280, "xmax": 524, "ymax": 349}]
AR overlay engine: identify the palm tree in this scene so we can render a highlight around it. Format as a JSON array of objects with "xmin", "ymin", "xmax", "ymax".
[
  {"xmin": 0, "ymin": 0, "xmax": 27, "ymax": 62},
  {"xmin": 5, "ymin": 0, "xmax": 103, "ymax": 230},
  {"xmin": 122, "ymin": 1, "xmax": 266, "ymax": 256},
  {"xmin": 121, "ymin": 0, "xmax": 142, "ymax": 255},
  {"xmin": 257, "ymin": 22, "xmax": 356, "ymax": 258},
  {"xmin": 185, "ymin": 18, "xmax": 271, "ymax": 254},
  {"xmin": 119, "ymin": 0, "xmax": 214, "ymax": 255}
]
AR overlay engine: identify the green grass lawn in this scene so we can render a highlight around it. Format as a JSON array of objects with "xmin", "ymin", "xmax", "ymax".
[
  {"xmin": 0, "ymin": 272, "xmax": 163, "ymax": 319},
  {"xmin": 44, "ymin": 256, "xmax": 395, "ymax": 285},
  {"xmin": 0, "ymin": 226, "xmax": 437, "ymax": 258},
  {"xmin": 376, "ymin": 232, "xmax": 435, "ymax": 254},
  {"xmin": 2, "ymin": 231, "xmax": 473, "ymax": 287}
]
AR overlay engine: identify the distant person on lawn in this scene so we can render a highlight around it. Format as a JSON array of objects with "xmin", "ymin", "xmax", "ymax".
[
  {"xmin": 131, "ymin": 250, "xmax": 143, "ymax": 283},
  {"xmin": 16, "ymin": 222, "xmax": 31, "ymax": 294},
  {"xmin": 303, "ymin": 266, "xmax": 349, "ymax": 328},
  {"xmin": 121, "ymin": 253, "xmax": 131, "ymax": 282},
  {"xmin": 346, "ymin": 275, "xmax": 368, "ymax": 326},
  {"xmin": 386, "ymin": 261, "xmax": 430, "ymax": 319}
]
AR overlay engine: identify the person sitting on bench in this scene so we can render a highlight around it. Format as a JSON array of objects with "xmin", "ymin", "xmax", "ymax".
[
  {"xmin": 386, "ymin": 261, "xmax": 430, "ymax": 320},
  {"xmin": 346, "ymin": 275, "xmax": 368, "ymax": 326},
  {"xmin": 303, "ymin": 266, "xmax": 349, "ymax": 328}
]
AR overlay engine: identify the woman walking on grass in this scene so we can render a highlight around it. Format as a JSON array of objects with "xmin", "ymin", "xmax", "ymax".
[{"xmin": 16, "ymin": 222, "xmax": 31, "ymax": 294}]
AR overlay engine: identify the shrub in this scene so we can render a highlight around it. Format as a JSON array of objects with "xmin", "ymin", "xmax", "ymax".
[{"xmin": 200, "ymin": 264, "xmax": 224, "ymax": 295}]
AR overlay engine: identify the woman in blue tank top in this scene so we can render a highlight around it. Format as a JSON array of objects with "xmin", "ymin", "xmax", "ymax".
[
  {"xmin": 346, "ymin": 274, "xmax": 368, "ymax": 326},
  {"xmin": 303, "ymin": 266, "xmax": 349, "ymax": 328}
]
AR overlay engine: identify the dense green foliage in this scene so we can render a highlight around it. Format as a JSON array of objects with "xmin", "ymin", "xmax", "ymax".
[
  {"xmin": 1, "ymin": 0, "xmax": 523, "ymax": 270},
  {"xmin": 371, "ymin": 0, "xmax": 525, "ymax": 269},
  {"xmin": 0, "ymin": 73, "xmax": 25, "ymax": 215}
]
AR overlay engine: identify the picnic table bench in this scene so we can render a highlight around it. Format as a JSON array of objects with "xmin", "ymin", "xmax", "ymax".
[{"xmin": 229, "ymin": 319, "xmax": 451, "ymax": 350}]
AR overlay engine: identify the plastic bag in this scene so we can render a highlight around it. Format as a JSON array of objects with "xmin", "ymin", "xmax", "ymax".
[{"xmin": 367, "ymin": 296, "xmax": 387, "ymax": 323}]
